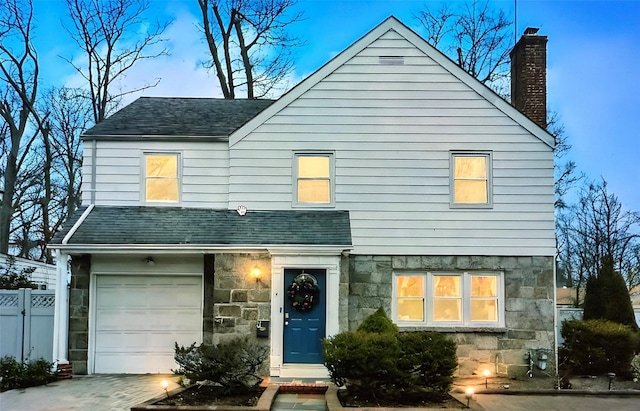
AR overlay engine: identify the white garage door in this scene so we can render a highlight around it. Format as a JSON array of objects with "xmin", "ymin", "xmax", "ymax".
[{"xmin": 94, "ymin": 275, "xmax": 202, "ymax": 373}]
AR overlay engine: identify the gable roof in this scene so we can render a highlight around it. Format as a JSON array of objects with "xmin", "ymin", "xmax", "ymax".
[
  {"xmin": 83, "ymin": 97, "xmax": 275, "ymax": 140},
  {"xmin": 230, "ymin": 16, "xmax": 555, "ymax": 149},
  {"xmin": 51, "ymin": 206, "xmax": 352, "ymax": 252}
]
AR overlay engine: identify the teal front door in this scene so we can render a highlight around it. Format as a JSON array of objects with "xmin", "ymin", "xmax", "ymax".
[{"xmin": 283, "ymin": 269, "xmax": 326, "ymax": 364}]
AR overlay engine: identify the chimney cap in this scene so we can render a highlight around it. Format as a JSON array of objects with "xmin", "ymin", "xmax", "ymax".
[{"xmin": 524, "ymin": 27, "xmax": 540, "ymax": 36}]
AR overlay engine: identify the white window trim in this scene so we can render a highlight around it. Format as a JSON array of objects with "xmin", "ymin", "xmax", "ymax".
[
  {"xmin": 292, "ymin": 152, "xmax": 335, "ymax": 208},
  {"xmin": 392, "ymin": 271, "xmax": 504, "ymax": 328},
  {"xmin": 449, "ymin": 151, "xmax": 493, "ymax": 208},
  {"xmin": 141, "ymin": 151, "xmax": 182, "ymax": 205}
]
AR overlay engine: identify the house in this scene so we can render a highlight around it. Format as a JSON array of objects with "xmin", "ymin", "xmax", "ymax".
[
  {"xmin": 0, "ymin": 253, "xmax": 57, "ymax": 290},
  {"xmin": 49, "ymin": 17, "xmax": 556, "ymax": 378}
]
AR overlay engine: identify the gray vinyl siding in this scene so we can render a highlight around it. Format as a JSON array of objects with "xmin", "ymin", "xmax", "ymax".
[
  {"xmin": 81, "ymin": 141, "xmax": 229, "ymax": 208},
  {"xmin": 229, "ymin": 30, "xmax": 555, "ymax": 256}
]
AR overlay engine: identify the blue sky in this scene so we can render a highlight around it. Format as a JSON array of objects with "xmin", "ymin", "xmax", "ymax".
[{"xmin": 33, "ymin": 0, "xmax": 640, "ymax": 212}]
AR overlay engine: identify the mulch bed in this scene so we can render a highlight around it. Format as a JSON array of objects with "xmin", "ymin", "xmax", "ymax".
[{"xmin": 153, "ymin": 384, "xmax": 266, "ymax": 407}]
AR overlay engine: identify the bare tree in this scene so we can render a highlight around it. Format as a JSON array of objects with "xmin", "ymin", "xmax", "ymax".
[
  {"xmin": 197, "ymin": 0, "xmax": 304, "ymax": 99},
  {"xmin": 564, "ymin": 179, "xmax": 640, "ymax": 297},
  {"xmin": 63, "ymin": 0, "xmax": 170, "ymax": 123},
  {"xmin": 415, "ymin": 0, "xmax": 512, "ymax": 96},
  {"xmin": 0, "ymin": 0, "xmax": 45, "ymax": 255}
]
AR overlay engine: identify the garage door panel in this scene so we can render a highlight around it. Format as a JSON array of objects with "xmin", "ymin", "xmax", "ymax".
[{"xmin": 94, "ymin": 275, "xmax": 202, "ymax": 373}]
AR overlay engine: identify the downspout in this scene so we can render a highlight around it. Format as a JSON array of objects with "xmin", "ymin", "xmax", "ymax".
[{"xmin": 553, "ymin": 256, "xmax": 559, "ymax": 388}]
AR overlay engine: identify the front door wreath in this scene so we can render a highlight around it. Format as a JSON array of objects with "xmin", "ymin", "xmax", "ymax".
[{"xmin": 287, "ymin": 272, "xmax": 319, "ymax": 312}]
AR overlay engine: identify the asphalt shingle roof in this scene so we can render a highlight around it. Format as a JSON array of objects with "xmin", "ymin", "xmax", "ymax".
[
  {"xmin": 53, "ymin": 206, "xmax": 352, "ymax": 247},
  {"xmin": 83, "ymin": 97, "xmax": 275, "ymax": 138}
]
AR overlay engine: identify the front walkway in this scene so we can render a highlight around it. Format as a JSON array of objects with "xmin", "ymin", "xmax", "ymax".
[{"xmin": 0, "ymin": 374, "xmax": 180, "ymax": 411}]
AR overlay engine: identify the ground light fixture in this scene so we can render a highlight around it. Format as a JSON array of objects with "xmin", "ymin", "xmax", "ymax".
[
  {"xmin": 608, "ymin": 372, "xmax": 616, "ymax": 390},
  {"xmin": 465, "ymin": 387, "xmax": 474, "ymax": 408},
  {"xmin": 161, "ymin": 380, "xmax": 170, "ymax": 397},
  {"xmin": 482, "ymin": 369, "xmax": 490, "ymax": 388}
]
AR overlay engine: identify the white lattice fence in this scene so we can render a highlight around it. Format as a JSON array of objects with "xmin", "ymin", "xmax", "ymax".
[{"xmin": 0, "ymin": 288, "xmax": 55, "ymax": 362}]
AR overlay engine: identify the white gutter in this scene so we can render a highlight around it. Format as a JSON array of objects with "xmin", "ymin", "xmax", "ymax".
[
  {"xmin": 62, "ymin": 204, "xmax": 94, "ymax": 245},
  {"xmin": 52, "ymin": 243, "xmax": 353, "ymax": 254}
]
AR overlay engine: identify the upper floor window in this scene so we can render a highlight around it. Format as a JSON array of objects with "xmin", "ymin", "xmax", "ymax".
[
  {"xmin": 451, "ymin": 152, "xmax": 492, "ymax": 207},
  {"xmin": 393, "ymin": 271, "xmax": 504, "ymax": 327},
  {"xmin": 144, "ymin": 153, "xmax": 180, "ymax": 203},
  {"xmin": 294, "ymin": 153, "xmax": 334, "ymax": 206}
]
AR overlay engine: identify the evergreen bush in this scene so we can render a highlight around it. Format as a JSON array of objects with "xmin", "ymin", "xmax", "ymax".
[
  {"xmin": 173, "ymin": 337, "xmax": 268, "ymax": 393},
  {"xmin": 560, "ymin": 319, "xmax": 640, "ymax": 377},
  {"xmin": 357, "ymin": 307, "xmax": 399, "ymax": 334},
  {"xmin": 323, "ymin": 309, "xmax": 457, "ymax": 401},
  {"xmin": 0, "ymin": 356, "xmax": 57, "ymax": 391},
  {"xmin": 583, "ymin": 255, "xmax": 638, "ymax": 330},
  {"xmin": 397, "ymin": 331, "xmax": 457, "ymax": 393}
]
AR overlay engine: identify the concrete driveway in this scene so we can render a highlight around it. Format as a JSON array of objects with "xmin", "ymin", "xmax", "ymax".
[{"xmin": 0, "ymin": 374, "xmax": 180, "ymax": 411}]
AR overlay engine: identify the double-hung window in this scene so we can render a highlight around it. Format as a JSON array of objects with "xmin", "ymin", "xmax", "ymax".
[
  {"xmin": 393, "ymin": 271, "xmax": 503, "ymax": 327},
  {"xmin": 293, "ymin": 153, "xmax": 334, "ymax": 206},
  {"xmin": 144, "ymin": 153, "xmax": 180, "ymax": 203},
  {"xmin": 451, "ymin": 152, "xmax": 492, "ymax": 207}
]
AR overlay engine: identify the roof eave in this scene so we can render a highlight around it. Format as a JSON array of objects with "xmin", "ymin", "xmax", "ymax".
[
  {"xmin": 49, "ymin": 243, "xmax": 353, "ymax": 255},
  {"xmin": 80, "ymin": 134, "xmax": 230, "ymax": 142}
]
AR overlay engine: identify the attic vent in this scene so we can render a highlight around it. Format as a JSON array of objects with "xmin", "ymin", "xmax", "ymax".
[{"xmin": 379, "ymin": 56, "xmax": 404, "ymax": 65}]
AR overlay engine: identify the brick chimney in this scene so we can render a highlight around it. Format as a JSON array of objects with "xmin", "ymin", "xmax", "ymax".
[{"xmin": 510, "ymin": 27, "xmax": 548, "ymax": 129}]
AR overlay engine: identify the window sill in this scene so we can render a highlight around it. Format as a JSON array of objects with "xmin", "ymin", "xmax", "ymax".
[{"xmin": 398, "ymin": 326, "xmax": 506, "ymax": 333}]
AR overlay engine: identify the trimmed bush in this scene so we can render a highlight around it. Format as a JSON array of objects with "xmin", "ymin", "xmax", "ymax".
[
  {"xmin": 357, "ymin": 307, "xmax": 399, "ymax": 334},
  {"xmin": 397, "ymin": 331, "xmax": 457, "ymax": 393},
  {"xmin": 323, "ymin": 309, "xmax": 457, "ymax": 401},
  {"xmin": 173, "ymin": 337, "xmax": 268, "ymax": 393},
  {"xmin": 0, "ymin": 356, "xmax": 57, "ymax": 392},
  {"xmin": 560, "ymin": 319, "xmax": 640, "ymax": 377},
  {"xmin": 323, "ymin": 330, "xmax": 402, "ymax": 394}
]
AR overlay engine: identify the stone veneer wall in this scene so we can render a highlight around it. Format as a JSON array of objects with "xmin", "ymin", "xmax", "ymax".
[
  {"xmin": 211, "ymin": 253, "xmax": 271, "ymax": 346},
  {"xmin": 347, "ymin": 255, "xmax": 556, "ymax": 378},
  {"xmin": 68, "ymin": 254, "xmax": 91, "ymax": 375}
]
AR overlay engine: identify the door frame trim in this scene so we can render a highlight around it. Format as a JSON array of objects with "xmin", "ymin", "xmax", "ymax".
[{"xmin": 269, "ymin": 253, "xmax": 342, "ymax": 377}]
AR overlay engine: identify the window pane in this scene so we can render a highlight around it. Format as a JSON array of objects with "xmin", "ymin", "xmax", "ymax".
[
  {"xmin": 471, "ymin": 276, "xmax": 497, "ymax": 297},
  {"xmin": 146, "ymin": 178, "xmax": 178, "ymax": 201},
  {"xmin": 433, "ymin": 299, "xmax": 461, "ymax": 321},
  {"xmin": 146, "ymin": 154, "xmax": 178, "ymax": 202},
  {"xmin": 471, "ymin": 299, "xmax": 498, "ymax": 321},
  {"xmin": 454, "ymin": 180, "xmax": 487, "ymax": 203},
  {"xmin": 147, "ymin": 155, "xmax": 177, "ymax": 177},
  {"xmin": 397, "ymin": 276, "xmax": 423, "ymax": 297},
  {"xmin": 434, "ymin": 276, "xmax": 460, "ymax": 297},
  {"xmin": 298, "ymin": 180, "xmax": 330, "ymax": 203},
  {"xmin": 396, "ymin": 276, "xmax": 424, "ymax": 321},
  {"xmin": 298, "ymin": 156, "xmax": 329, "ymax": 178},
  {"xmin": 397, "ymin": 299, "xmax": 424, "ymax": 321},
  {"xmin": 454, "ymin": 156, "xmax": 486, "ymax": 179}
]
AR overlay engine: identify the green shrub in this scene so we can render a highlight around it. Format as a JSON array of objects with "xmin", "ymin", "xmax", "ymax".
[
  {"xmin": 560, "ymin": 319, "xmax": 640, "ymax": 377},
  {"xmin": 397, "ymin": 332, "xmax": 457, "ymax": 393},
  {"xmin": 0, "ymin": 356, "xmax": 57, "ymax": 392},
  {"xmin": 357, "ymin": 307, "xmax": 398, "ymax": 334},
  {"xmin": 323, "ymin": 309, "xmax": 457, "ymax": 401},
  {"xmin": 323, "ymin": 330, "xmax": 402, "ymax": 394},
  {"xmin": 173, "ymin": 337, "xmax": 268, "ymax": 393}
]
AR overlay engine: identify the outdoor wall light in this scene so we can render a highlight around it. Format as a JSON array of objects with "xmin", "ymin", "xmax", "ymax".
[
  {"xmin": 251, "ymin": 266, "xmax": 262, "ymax": 282},
  {"xmin": 482, "ymin": 369, "xmax": 491, "ymax": 388},
  {"xmin": 144, "ymin": 257, "xmax": 155, "ymax": 266},
  {"xmin": 537, "ymin": 352, "xmax": 548, "ymax": 370},
  {"xmin": 465, "ymin": 387, "xmax": 474, "ymax": 408}
]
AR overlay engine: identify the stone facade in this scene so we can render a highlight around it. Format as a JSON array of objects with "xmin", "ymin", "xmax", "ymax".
[
  {"xmin": 210, "ymin": 253, "xmax": 271, "ymax": 347},
  {"xmin": 347, "ymin": 255, "xmax": 556, "ymax": 378},
  {"xmin": 68, "ymin": 254, "xmax": 91, "ymax": 375}
]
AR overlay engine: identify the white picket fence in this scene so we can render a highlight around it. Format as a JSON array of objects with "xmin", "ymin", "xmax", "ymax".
[{"xmin": 0, "ymin": 288, "xmax": 55, "ymax": 362}]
